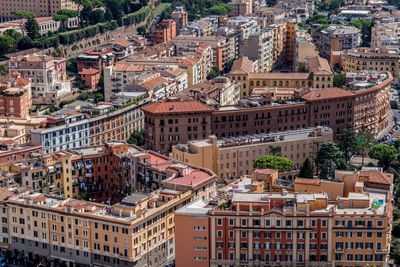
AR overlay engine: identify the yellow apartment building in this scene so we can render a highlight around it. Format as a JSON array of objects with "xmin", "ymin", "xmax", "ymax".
[{"xmin": 4, "ymin": 189, "xmax": 193, "ymax": 266}]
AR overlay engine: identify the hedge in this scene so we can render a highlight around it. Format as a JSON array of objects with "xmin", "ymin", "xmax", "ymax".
[
  {"xmin": 122, "ymin": 6, "xmax": 151, "ymax": 26},
  {"xmin": 31, "ymin": 5, "xmax": 151, "ymax": 48}
]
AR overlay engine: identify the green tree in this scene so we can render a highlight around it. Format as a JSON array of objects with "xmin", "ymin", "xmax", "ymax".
[
  {"xmin": 12, "ymin": 10, "xmax": 36, "ymax": 36},
  {"xmin": 369, "ymin": 144, "xmax": 397, "ymax": 170},
  {"xmin": 347, "ymin": 20, "xmax": 362, "ymax": 29},
  {"xmin": 338, "ymin": 128, "xmax": 358, "ymax": 162},
  {"xmin": 89, "ymin": 9, "xmax": 105, "ymax": 24},
  {"xmin": 207, "ymin": 66, "xmax": 220, "ymax": 80},
  {"xmin": 0, "ymin": 35, "xmax": 16, "ymax": 56},
  {"xmin": 26, "ymin": 17, "xmax": 40, "ymax": 39},
  {"xmin": 269, "ymin": 146, "xmax": 282, "ymax": 156},
  {"xmin": 356, "ymin": 131, "xmax": 376, "ymax": 167},
  {"xmin": 127, "ymin": 130, "xmax": 145, "ymax": 146},
  {"xmin": 298, "ymin": 158, "xmax": 314, "ymax": 178},
  {"xmin": 207, "ymin": 4, "xmax": 233, "ymax": 15},
  {"xmin": 17, "ymin": 36, "xmax": 34, "ymax": 50},
  {"xmin": 253, "ymin": 155, "xmax": 294, "ymax": 171},
  {"xmin": 333, "ymin": 74, "xmax": 346, "ymax": 88},
  {"xmin": 137, "ymin": 26, "xmax": 146, "ymax": 36},
  {"xmin": 4, "ymin": 29, "xmax": 22, "ymax": 42},
  {"xmin": 315, "ymin": 142, "xmax": 345, "ymax": 179},
  {"xmin": 298, "ymin": 63, "xmax": 307, "ymax": 72}
]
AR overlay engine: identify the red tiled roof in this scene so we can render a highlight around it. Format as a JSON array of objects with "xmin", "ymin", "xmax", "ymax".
[
  {"xmin": 230, "ymin": 57, "xmax": 254, "ymax": 74},
  {"xmin": 308, "ymin": 56, "xmax": 333, "ymax": 75},
  {"xmin": 165, "ymin": 170, "xmax": 214, "ymax": 187},
  {"xmin": 111, "ymin": 39, "xmax": 134, "ymax": 48},
  {"xmin": 302, "ymin": 87, "xmax": 355, "ymax": 101},
  {"xmin": 294, "ymin": 178, "xmax": 321, "ymax": 185},
  {"xmin": 79, "ymin": 68, "xmax": 100, "ymax": 75},
  {"xmin": 139, "ymin": 76, "xmax": 167, "ymax": 91},
  {"xmin": 141, "ymin": 101, "xmax": 214, "ymax": 114},
  {"xmin": 360, "ymin": 171, "xmax": 392, "ymax": 185}
]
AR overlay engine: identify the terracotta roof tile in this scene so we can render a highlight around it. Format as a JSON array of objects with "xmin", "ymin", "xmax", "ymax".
[
  {"xmin": 302, "ymin": 87, "xmax": 354, "ymax": 101},
  {"xmin": 360, "ymin": 171, "xmax": 393, "ymax": 185},
  {"xmin": 79, "ymin": 68, "xmax": 100, "ymax": 75},
  {"xmin": 141, "ymin": 101, "xmax": 214, "ymax": 114},
  {"xmin": 111, "ymin": 39, "xmax": 134, "ymax": 48},
  {"xmin": 139, "ymin": 76, "xmax": 167, "ymax": 91},
  {"xmin": 230, "ymin": 57, "xmax": 254, "ymax": 74},
  {"xmin": 308, "ymin": 56, "xmax": 333, "ymax": 75}
]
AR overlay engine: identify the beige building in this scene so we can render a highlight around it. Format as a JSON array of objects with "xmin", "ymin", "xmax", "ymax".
[
  {"xmin": 172, "ymin": 127, "xmax": 333, "ymax": 181},
  {"xmin": 8, "ymin": 54, "xmax": 72, "ymax": 104},
  {"xmin": 342, "ymin": 47, "xmax": 400, "ymax": 83},
  {"xmin": 255, "ymin": 7, "xmax": 286, "ymax": 27},
  {"xmin": 294, "ymin": 30, "xmax": 319, "ymax": 71},
  {"xmin": 0, "ymin": 0, "xmax": 78, "ymax": 22}
]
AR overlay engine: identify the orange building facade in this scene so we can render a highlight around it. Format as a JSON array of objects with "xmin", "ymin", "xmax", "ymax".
[{"xmin": 150, "ymin": 20, "xmax": 177, "ymax": 45}]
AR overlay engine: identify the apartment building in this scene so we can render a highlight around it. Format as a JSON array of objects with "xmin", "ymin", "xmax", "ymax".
[
  {"xmin": 224, "ymin": 16, "xmax": 259, "ymax": 41},
  {"xmin": 176, "ymin": 167, "xmax": 392, "ymax": 267},
  {"xmin": 30, "ymin": 99, "xmax": 147, "ymax": 154},
  {"xmin": 315, "ymin": 25, "xmax": 361, "ymax": 58},
  {"xmin": 0, "ymin": 0, "xmax": 77, "ymax": 22},
  {"xmin": 171, "ymin": 35, "xmax": 229, "ymax": 71},
  {"xmin": 171, "ymin": 6, "xmax": 188, "ymax": 33},
  {"xmin": 182, "ymin": 76, "xmax": 240, "ymax": 106},
  {"xmin": 294, "ymin": 30, "xmax": 319, "ymax": 71},
  {"xmin": 142, "ymin": 100, "xmax": 214, "ymax": 154},
  {"xmin": 0, "ymin": 145, "xmax": 42, "ymax": 165},
  {"xmin": 172, "ymin": 127, "xmax": 332, "ymax": 180},
  {"xmin": 342, "ymin": 47, "xmax": 400, "ymax": 83},
  {"xmin": 8, "ymin": 55, "xmax": 72, "ymax": 105},
  {"xmin": 76, "ymin": 48, "xmax": 114, "ymax": 72},
  {"xmin": 229, "ymin": 55, "xmax": 333, "ymax": 96},
  {"xmin": 150, "ymin": 20, "xmax": 177, "ymax": 45},
  {"xmin": 255, "ymin": 7, "xmax": 286, "ymax": 27},
  {"xmin": 307, "ymin": 56, "xmax": 334, "ymax": 89},
  {"xmin": 3, "ymin": 189, "xmax": 193, "ymax": 266},
  {"xmin": 240, "ymin": 30, "xmax": 273, "ymax": 72},
  {"xmin": 228, "ymin": 0, "xmax": 252, "ymax": 16},
  {"xmin": 125, "ymin": 149, "xmax": 217, "ymax": 199},
  {"xmin": 104, "ymin": 61, "xmax": 188, "ymax": 101},
  {"xmin": 0, "ymin": 72, "xmax": 32, "ymax": 119}
]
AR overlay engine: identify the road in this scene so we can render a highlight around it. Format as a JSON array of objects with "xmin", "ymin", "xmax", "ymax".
[{"xmin": 379, "ymin": 85, "xmax": 400, "ymax": 144}]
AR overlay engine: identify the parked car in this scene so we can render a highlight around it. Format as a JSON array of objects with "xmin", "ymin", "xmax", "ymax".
[
  {"xmin": 390, "ymin": 130, "xmax": 395, "ymax": 135},
  {"xmin": 0, "ymin": 257, "xmax": 6, "ymax": 267}
]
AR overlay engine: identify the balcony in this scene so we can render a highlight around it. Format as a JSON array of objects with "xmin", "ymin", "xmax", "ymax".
[{"xmin": 335, "ymin": 248, "xmax": 344, "ymax": 254}]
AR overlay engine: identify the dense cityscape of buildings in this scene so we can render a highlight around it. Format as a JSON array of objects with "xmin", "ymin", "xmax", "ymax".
[{"xmin": 0, "ymin": 0, "xmax": 398, "ymax": 266}]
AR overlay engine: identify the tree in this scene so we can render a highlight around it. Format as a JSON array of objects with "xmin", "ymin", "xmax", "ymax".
[
  {"xmin": 269, "ymin": 146, "xmax": 282, "ymax": 156},
  {"xmin": 127, "ymin": 130, "xmax": 145, "ymax": 146},
  {"xmin": 338, "ymin": 128, "xmax": 358, "ymax": 162},
  {"xmin": 298, "ymin": 158, "xmax": 314, "ymax": 178},
  {"xmin": 0, "ymin": 35, "xmax": 16, "ymax": 56},
  {"xmin": 137, "ymin": 26, "xmax": 146, "ymax": 36},
  {"xmin": 4, "ymin": 29, "xmax": 22, "ymax": 43},
  {"xmin": 298, "ymin": 63, "xmax": 306, "ymax": 73},
  {"xmin": 369, "ymin": 144, "xmax": 397, "ymax": 170},
  {"xmin": 356, "ymin": 131, "xmax": 376, "ymax": 167},
  {"xmin": 207, "ymin": 4, "xmax": 233, "ymax": 15},
  {"xmin": 207, "ymin": 66, "xmax": 220, "ymax": 80},
  {"xmin": 253, "ymin": 155, "xmax": 294, "ymax": 171},
  {"xmin": 17, "ymin": 36, "xmax": 34, "ymax": 50},
  {"xmin": 315, "ymin": 142, "xmax": 345, "ymax": 179},
  {"xmin": 89, "ymin": 9, "xmax": 105, "ymax": 24},
  {"xmin": 333, "ymin": 74, "xmax": 346, "ymax": 88},
  {"xmin": 26, "ymin": 17, "xmax": 40, "ymax": 39},
  {"xmin": 12, "ymin": 10, "xmax": 36, "ymax": 36},
  {"xmin": 54, "ymin": 9, "xmax": 77, "ymax": 30}
]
